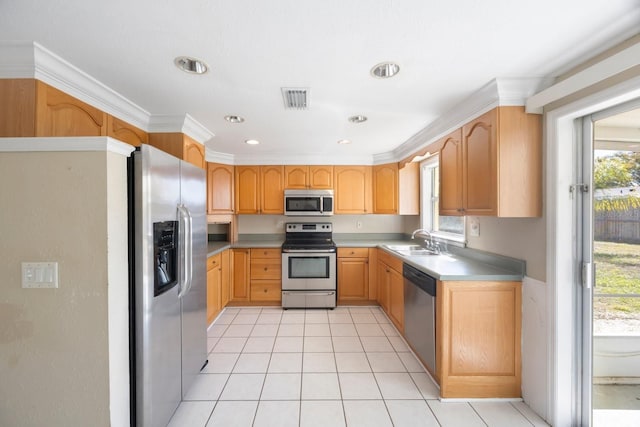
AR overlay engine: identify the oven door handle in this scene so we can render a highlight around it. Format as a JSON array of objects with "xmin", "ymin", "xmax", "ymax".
[
  {"xmin": 282, "ymin": 291, "xmax": 336, "ymax": 296},
  {"xmin": 282, "ymin": 249, "xmax": 336, "ymax": 253}
]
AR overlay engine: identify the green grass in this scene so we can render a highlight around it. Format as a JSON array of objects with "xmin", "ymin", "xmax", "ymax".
[{"xmin": 593, "ymin": 241, "xmax": 640, "ymax": 316}]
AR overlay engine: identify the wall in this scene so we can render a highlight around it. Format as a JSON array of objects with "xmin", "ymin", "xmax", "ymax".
[
  {"xmin": 0, "ymin": 149, "xmax": 129, "ymax": 427},
  {"xmin": 237, "ymin": 214, "xmax": 406, "ymax": 235}
]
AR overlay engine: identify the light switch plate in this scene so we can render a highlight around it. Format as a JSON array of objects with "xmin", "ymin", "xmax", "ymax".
[{"xmin": 22, "ymin": 262, "xmax": 59, "ymax": 288}]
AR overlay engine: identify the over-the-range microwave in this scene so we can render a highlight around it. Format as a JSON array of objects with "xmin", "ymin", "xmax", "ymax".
[{"xmin": 284, "ymin": 189, "xmax": 334, "ymax": 216}]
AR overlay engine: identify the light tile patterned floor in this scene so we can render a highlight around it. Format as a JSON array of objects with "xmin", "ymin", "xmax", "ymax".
[{"xmin": 168, "ymin": 306, "xmax": 548, "ymax": 427}]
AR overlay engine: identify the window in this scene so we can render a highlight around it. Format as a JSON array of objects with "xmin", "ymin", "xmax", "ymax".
[{"xmin": 420, "ymin": 156, "xmax": 465, "ymax": 244}]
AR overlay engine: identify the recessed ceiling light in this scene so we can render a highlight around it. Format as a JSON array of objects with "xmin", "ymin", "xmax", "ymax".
[
  {"xmin": 348, "ymin": 115, "xmax": 368, "ymax": 123},
  {"xmin": 337, "ymin": 139, "xmax": 352, "ymax": 145},
  {"xmin": 245, "ymin": 139, "xmax": 260, "ymax": 145},
  {"xmin": 370, "ymin": 62, "xmax": 400, "ymax": 79},
  {"xmin": 224, "ymin": 115, "xmax": 245, "ymax": 123},
  {"xmin": 174, "ymin": 56, "xmax": 209, "ymax": 74}
]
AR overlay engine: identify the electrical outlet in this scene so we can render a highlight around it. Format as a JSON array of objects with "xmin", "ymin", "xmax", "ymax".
[
  {"xmin": 469, "ymin": 218, "xmax": 480, "ymax": 237},
  {"xmin": 276, "ymin": 220, "xmax": 284, "ymax": 229},
  {"xmin": 356, "ymin": 221, "xmax": 363, "ymax": 229}
]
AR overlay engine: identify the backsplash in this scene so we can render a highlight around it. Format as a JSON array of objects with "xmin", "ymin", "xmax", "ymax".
[{"xmin": 236, "ymin": 214, "xmax": 410, "ymax": 235}]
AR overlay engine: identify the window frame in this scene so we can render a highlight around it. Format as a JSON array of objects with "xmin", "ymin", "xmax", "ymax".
[{"xmin": 419, "ymin": 155, "xmax": 466, "ymax": 246}]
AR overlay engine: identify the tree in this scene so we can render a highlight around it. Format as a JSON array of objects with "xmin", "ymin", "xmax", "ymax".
[{"xmin": 593, "ymin": 156, "xmax": 633, "ymax": 189}]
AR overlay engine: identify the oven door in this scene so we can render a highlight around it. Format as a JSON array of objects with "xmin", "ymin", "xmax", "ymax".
[{"xmin": 282, "ymin": 252, "xmax": 336, "ymax": 290}]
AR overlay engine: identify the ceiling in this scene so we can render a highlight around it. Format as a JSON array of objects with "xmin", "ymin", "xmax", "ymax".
[{"xmin": 2, "ymin": 0, "xmax": 639, "ymax": 163}]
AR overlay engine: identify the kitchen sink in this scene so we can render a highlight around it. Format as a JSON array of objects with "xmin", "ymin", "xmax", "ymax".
[{"xmin": 383, "ymin": 244, "xmax": 439, "ymax": 256}]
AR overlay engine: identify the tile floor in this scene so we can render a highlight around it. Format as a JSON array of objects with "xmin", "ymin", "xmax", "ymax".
[{"xmin": 168, "ymin": 306, "xmax": 548, "ymax": 427}]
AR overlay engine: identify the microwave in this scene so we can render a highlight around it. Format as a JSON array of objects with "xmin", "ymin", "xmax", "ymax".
[{"xmin": 284, "ymin": 189, "xmax": 334, "ymax": 216}]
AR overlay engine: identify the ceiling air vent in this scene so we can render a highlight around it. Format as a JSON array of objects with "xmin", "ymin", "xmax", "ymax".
[{"xmin": 281, "ymin": 88, "xmax": 309, "ymax": 110}]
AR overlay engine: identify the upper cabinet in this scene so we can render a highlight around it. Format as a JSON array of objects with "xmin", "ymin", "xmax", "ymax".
[
  {"xmin": 207, "ymin": 163, "xmax": 234, "ymax": 214},
  {"xmin": 0, "ymin": 79, "xmax": 107, "ymax": 137},
  {"xmin": 261, "ymin": 165, "xmax": 285, "ymax": 214},
  {"xmin": 235, "ymin": 165, "xmax": 284, "ymax": 214},
  {"xmin": 334, "ymin": 166, "xmax": 372, "ymax": 214},
  {"xmin": 439, "ymin": 107, "xmax": 542, "ymax": 217},
  {"xmin": 284, "ymin": 165, "xmax": 333, "ymax": 189},
  {"xmin": 372, "ymin": 163, "xmax": 398, "ymax": 214},
  {"xmin": 148, "ymin": 133, "xmax": 206, "ymax": 169},
  {"xmin": 106, "ymin": 115, "xmax": 148, "ymax": 147}
]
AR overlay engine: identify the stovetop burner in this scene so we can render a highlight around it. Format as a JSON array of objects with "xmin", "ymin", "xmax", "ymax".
[{"xmin": 282, "ymin": 222, "xmax": 336, "ymax": 252}]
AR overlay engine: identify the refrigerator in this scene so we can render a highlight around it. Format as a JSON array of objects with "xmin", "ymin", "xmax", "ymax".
[{"xmin": 129, "ymin": 144, "xmax": 207, "ymax": 427}]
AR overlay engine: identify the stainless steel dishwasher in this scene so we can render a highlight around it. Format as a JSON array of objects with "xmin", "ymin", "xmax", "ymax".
[{"xmin": 403, "ymin": 263, "xmax": 436, "ymax": 373}]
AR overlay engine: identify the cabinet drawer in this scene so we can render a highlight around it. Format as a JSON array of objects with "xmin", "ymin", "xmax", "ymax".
[
  {"xmin": 377, "ymin": 249, "xmax": 403, "ymax": 272},
  {"xmin": 251, "ymin": 248, "xmax": 281, "ymax": 259},
  {"xmin": 250, "ymin": 280, "xmax": 282, "ymax": 301},
  {"xmin": 207, "ymin": 253, "xmax": 222, "ymax": 271},
  {"xmin": 250, "ymin": 259, "xmax": 281, "ymax": 279},
  {"xmin": 338, "ymin": 247, "xmax": 369, "ymax": 258}
]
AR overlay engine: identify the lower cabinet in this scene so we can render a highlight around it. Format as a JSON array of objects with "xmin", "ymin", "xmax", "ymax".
[
  {"xmin": 206, "ymin": 249, "xmax": 230, "ymax": 324},
  {"xmin": 250, "ymin": 248, "xmax": 282, "ymax": 303},
  {"xmin": 230, "ymin": 249, "xmax": 250, "ymax": 302},
  {"xmin": 337, "ymin": 248, "xmax": 370, "ymax": 303},
  {"xmin": 436, "ymin": 280, "xmax": 522, "ymax": 398},
  {"xmin": 376, "ymin": 249, "xmax": 404, "ymax": 333}
]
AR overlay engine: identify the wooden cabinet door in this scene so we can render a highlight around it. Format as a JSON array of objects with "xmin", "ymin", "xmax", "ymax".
[
  {"xmin": 230, "ymin": 249, "xmax": 250, "ymax": 301},
  {"xmin": 334, "ymin": 166, "xmax": 372, "ymax": 214},
  {"xmin": 235, "ymin": 166, "xmax": 260, "ymax": 214},
  {"xmin": 388, "ymin": 267, "xmax": 404, "ymax": 333},
  {"xmin": 106, "ymin": 115, "xmax": 148, "ymax": 146},
  {"xmin": 207, "ymin": 254, "xmax": 222, "ymax": 324},
  {"xmin": 439, "ymin": 129, "xmax": 464, "ymax": 216},
  {"xmin": 261, "ymin": 166, "xmax": 284, "ymax": 214},
  {"xmin": 377, "ymin": 260, "xmax": 390, "ymax": 312},
  {"xmin": 284, "ymin": 165, "xmax": 308, "ymax": 189},
  {"xmin": 462, "ymin": 110, "xmax": 497, "ymax": 216},
  {"xmin": 183, "ymin": 135, "xmax": 206, "ymax": 169},
  {"xmin": 337, "ymin": 257, "xmax": 369, "ymax": 302},
  {"xmin": 207, "ymin": 163, "xmax": 234, "ymax": 214},
  {"xmin": 438, "ymin": 280, "xmax": 521, "ymax": 398},
  {"xmin": 372, "ymin": 163, "xmax": 398, "ymax": 214},
  {"xmin": 309, "ymin": 166, "xmax": 333, "ymax": 189},
  {"xmin": 35, "ymin": 81, "xmax": 107, "ymax": 137},
  {"xmin": 220, "ymin": 249, "xmax": 230, "ymax": 306}
]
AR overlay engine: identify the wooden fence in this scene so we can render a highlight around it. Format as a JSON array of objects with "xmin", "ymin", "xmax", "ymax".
[{"xmin": 595, "ymin": 207, "xmax": 640, "ymax": 243}]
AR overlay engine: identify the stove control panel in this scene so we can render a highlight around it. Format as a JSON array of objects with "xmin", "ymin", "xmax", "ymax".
[{"xmin": 285, "ymin": 222, "xmax": 333, "ymax": 233}]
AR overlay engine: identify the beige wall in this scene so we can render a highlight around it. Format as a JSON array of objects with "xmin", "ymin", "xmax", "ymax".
[
  {"xmin": 0, "ymin": 150, "xmax": 129, "ymax": 427},
  {"xmin": 237, "ymin": 214, "xmax": 406, "ymax": 235}
]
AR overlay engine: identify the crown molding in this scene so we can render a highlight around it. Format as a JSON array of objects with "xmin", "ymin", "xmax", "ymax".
[
  {"xmin": 0, "ymin": 41, "xmax": 218, "ymax": 144},
  {"xmin": 229, "ymin": 153, "xmax": 375, "ymax": 166},
  {"xmin": 391, "ymin": 77, "xmax": 554, "ymax": 163},
  {"xmin": 148, "ymin": 114, "xmax": 215, "ymax": 144},
  {"xmin": 205, "ymin": 150, "xmax": 235, "ymax": 164},
  {"xmin": 0, "ymin": 137, "xmax": 136, "ymax": 156}
]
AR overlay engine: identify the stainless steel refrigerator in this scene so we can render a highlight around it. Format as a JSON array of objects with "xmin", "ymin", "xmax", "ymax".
[{"xmin": 129, "ymin": 144, "xmax": 207, "ymax": 427}]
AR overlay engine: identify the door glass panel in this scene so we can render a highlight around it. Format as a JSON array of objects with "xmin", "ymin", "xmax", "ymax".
[
  {"xmin": 289, "ymin": 257, "xmax": 329, "ymax": 279},
  {"xmin": 591, "ymin": 107, "xmax": 640, "ymax": 425}
]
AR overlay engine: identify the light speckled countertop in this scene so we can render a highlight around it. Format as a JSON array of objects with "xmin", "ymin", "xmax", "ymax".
[{"xmin": 207, "ymin": 234, "xmax": 524, "ymax": 281}]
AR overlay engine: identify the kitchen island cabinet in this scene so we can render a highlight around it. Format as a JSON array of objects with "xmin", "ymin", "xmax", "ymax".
[
  {"xmin": 436, "ymin": 280, "xmax": 522, "ymax": 398},
  {"xmin": 439, "ymin": 106, "xmax": 541, "ymax": 217}
]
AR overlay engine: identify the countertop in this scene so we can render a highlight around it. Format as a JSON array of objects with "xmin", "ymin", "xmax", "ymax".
[{"xmin": 207, "ymin": 235, "xmax": 524, "ymax": 281}]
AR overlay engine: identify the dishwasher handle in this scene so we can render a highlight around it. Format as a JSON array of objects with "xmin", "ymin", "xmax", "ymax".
[{"xmin": 403, "ymin": 263, "xmax": 436, "ymax": 297}]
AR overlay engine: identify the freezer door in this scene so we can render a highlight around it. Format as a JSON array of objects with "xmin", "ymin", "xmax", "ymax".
[
  {"xmin": 133, "ymin": 145, "xmax": 182, "ymax": 427},
  {"xmin": 179, "ymin": 160, "xmax": 207, "ymax": 398}
]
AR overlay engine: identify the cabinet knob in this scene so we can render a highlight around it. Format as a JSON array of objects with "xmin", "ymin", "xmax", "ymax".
[
  {"xmin": 350, "ymin": 251, "xmax": 355, "ymax": 255},
  {"xmin": 264, "ymin": 267, "xmax": 268, "ymax": 271},
  {"xmin": 263, "ymin": 288, "xmax": 268, "ymax": 293},
  {"xmin": 263, "ymin": 251, "xmax": 268, "ymax": 255}
]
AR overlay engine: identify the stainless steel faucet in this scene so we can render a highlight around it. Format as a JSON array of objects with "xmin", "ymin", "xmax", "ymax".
[{"xmin": 411, "ymin": 229, "xmax": 440, "ymax": 254}]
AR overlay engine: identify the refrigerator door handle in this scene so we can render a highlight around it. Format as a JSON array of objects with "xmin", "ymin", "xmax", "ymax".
[{"xmin": 177, "ymin": 204, "xmax": 193, "ymax": 298}]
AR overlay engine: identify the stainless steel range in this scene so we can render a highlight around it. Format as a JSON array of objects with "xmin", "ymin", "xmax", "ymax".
[{"xmin": 281, "ymin": 222, "xmax": 337, "ymax": 309}]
